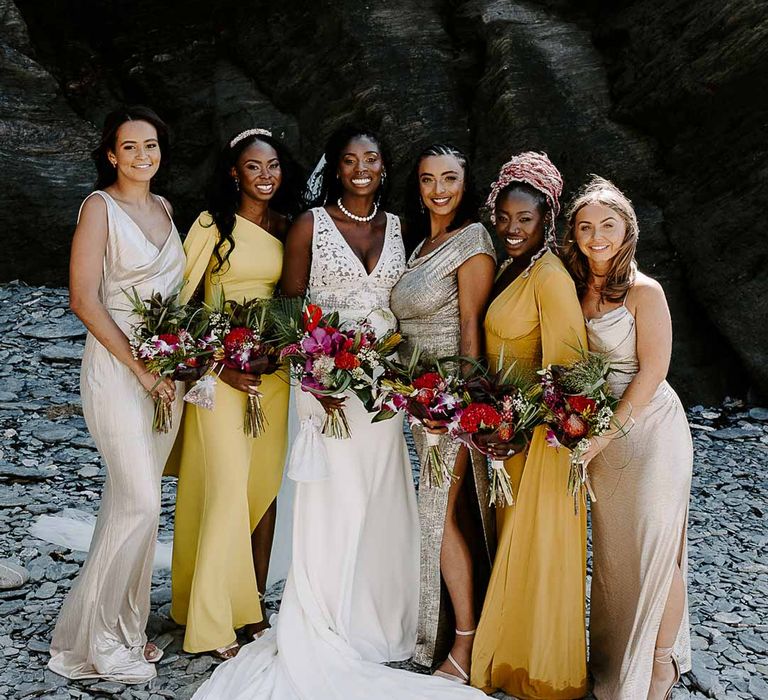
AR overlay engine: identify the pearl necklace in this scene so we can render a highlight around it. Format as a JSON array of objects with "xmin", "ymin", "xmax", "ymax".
[{"xmin": 337, "ymin": 198, "xmax": 377, "ymax": 223}]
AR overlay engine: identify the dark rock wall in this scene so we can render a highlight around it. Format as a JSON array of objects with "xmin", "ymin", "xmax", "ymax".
[{"xmin": 1, "ymin": 0, "xmax": 765, "ymax": 403}]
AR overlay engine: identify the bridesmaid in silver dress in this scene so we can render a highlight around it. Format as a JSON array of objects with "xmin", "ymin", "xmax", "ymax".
[
  {"xmin": 390, "ymin": 144, "xmax": 496, "ymax": 684},
  {"xmin": 561, "ymin": 176, "xmax": 692, "ymax": 700},
  {"xmin": 49, "ymin": 107, "xmax": 185, "ymax": 683}
]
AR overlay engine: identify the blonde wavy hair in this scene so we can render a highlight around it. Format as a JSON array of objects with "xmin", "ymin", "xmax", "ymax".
[{"xmin": 561, "ymin": 175, "xmax": 639, "ymax": 304}]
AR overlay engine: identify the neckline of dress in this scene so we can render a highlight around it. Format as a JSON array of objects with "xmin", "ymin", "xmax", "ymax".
[
  {"xmin": 410, "ymin": 222, "xmax": 475, "ymax": 265},
  {"xmin": 585, "ymin": 304, "xmax": 632, "ymax": 325},
  {"xmin": 100, "ymin": 190, "xmax": 174, "ymax": 252},
  {"xmin": 488, "ymin": 249, "xmax": 553, "ymax": 310},
  {"xmin": 234, "ymin": 213, "xmax": 283, "ymax": 245},
  {"xmin": 320, "ymin": 207, "xmax": 391, "ymax": 278}
]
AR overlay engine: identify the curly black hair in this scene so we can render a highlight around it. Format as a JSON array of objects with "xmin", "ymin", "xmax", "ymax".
[
  {"xmin": 306, "ymin": 124, "xmax": 391, "ymax": 209},
  {"xmin": 205, "ymin": 132, "xmax": 304, "ymax": 275}
]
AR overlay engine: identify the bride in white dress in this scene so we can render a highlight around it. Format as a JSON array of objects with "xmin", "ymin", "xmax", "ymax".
[{"xmin": 192, "ymin": 127, "xmax": 485, "ymax": 699}]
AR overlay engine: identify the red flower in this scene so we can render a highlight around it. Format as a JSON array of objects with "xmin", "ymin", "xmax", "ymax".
[
  {"xmin": 460, "ymin": 402, "xmax": 501, "ymax": 434},
  {"xmin": 224, "ymin": 327, "xmax": 254, "ymax": 352},
  {"xmin": 497, "ymin": 424, "xmax": 513, "ymax": 441},
  {"xmin": 413, "ymin": 372, "xmax": 442, "ymax": 390},
  {"xmin": 334, "ymin": 350, "xmax": 361, "ymax": 370},
  {"xmin": 415, "ymin": 388, "xmax": 437, "ymax": 405},
  {"xmin": 303, "ymin": 304, "xmax": 323, "ymax": 332},
  {"xmin": 158, "ymin": 333, "xmax": 180, "ymax": 346},
  {"xmin": 566, "ymin": 394, "xmax": 597, "ymax": 414},
  {"xmin": 562, "ymin": 413, "xmax": 589, "ymax": 439}
]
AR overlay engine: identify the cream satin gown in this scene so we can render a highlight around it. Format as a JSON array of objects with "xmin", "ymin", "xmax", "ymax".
[
  {"xmin": 587, "ymin": 304, "xmax": 692, "ymax": 699},
  {"xmin": 192, "ymin": 208, "xmax": 485, "ymax": 699},
  {"xmin": 47, "ymin": 190, "xmax": 185, "ymax": 683}
]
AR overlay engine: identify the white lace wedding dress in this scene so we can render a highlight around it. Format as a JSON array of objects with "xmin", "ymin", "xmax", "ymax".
[{"xmin": 193, "ymin": 208, "xmax": 485, "ymax": 699}]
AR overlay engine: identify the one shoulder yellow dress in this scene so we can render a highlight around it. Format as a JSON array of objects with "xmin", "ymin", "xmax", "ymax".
[
  {"xmin": 471, "ymin": 251, "xmax": 589, "ymax": 699},
  {"xmin": 168, "ymin": 212, "xmax": 290, "ymax": 653}
]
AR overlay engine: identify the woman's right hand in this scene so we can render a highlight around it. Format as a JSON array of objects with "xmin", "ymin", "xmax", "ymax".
[
  {"xmin": 138, "ymin": 372, "xmax": 176, "ymax": 404},
  {"xmin": 218, "ymin": 366, "xmax": 262, "ymax": 395},
  {"xmin": 472, "ymin": 432, "xmax": 522, "ymax": 460},
  {"xmin": 316, "ymin": 394, "xmax": 346, "ymax": 415}
]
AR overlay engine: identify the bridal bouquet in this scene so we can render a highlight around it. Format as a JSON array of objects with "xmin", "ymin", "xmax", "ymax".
[
  {"xmin": 207, "ymin": 295, "xmax": 281, "ymax": 437},
  {"xmin": 275, "ymin": 302, "xmax": 403, "ymax": 439},
  {"xmin": 452, "ymin": 358, "xmax": 541, "ymax": 506},
  {"xmin": 538, "ymin": 351, "xmax": 619, "ymax": 510},
  {"xmin": 374, "ymin": 348, "xmax": 465, "ymax": 488},
  {"xmin": 125, "ymin": 288, "xmax": 213, "ymax": 432}
]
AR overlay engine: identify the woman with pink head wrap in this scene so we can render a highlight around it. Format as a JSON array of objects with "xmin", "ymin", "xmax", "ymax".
[{"xmin": 471, "ymin": 153, "xmax": 590, "ymax": 699}]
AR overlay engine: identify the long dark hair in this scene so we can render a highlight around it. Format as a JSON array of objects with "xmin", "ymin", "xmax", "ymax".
[
  {"xmin": 306, "ymin": 124, "xmax": 391, "ymax": 209},
  {"xmin": 205, "ymin": 132, "xmax": 304, "ymax": 276},
  {"xmin": 404, "ymin": 143, "xmax": 479, "ymax": 254},
  {"xmin": 92, "ymin": 105, "xmax": 169, "ymax": 190}
]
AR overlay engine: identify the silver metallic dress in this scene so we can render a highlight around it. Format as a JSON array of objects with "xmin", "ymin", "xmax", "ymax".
[{"xmin": 389, "ymin": 222, "xmax": 497, "ymax": 667}]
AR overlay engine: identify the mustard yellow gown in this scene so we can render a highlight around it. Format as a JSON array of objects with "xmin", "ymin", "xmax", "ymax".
[
  {"xmin": 169, "ymin": 212, "xmax": 290, "ymax": 653},
  {"xmin": 471, "ymin": 251, "xmax": 589, "ymax": 699}
]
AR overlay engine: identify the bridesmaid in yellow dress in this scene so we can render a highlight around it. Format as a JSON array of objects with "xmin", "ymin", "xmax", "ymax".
[
  {"xmin": 561, "ymin": 177, "xmax": 692, "ymax": 700},
  {"xmin": 169, "ymin": 128, "xmax": 303, "ymax": 657},
  {"xmin": 471, "ymin": 152, "xmax": 589, "ymax": 699}
]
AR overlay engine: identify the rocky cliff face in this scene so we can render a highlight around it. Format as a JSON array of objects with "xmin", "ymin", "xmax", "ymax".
[{"xmin": 1, "ymin": 0, "xmax": 765, "ymax": 403}]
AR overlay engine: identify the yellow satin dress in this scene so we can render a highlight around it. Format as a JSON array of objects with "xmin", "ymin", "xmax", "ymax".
[
  {"xmin": 169, "ymin": 212, "xmax": 290, "ymax": 653},
  {"xmin": 471, "ymin": 251, "xmax": 589, "ymax": 699}
]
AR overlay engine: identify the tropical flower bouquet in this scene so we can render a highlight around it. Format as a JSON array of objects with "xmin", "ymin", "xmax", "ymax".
[
  {"xmin": 539, "ymin": 351, "xmax": 620, "ymax": 509},
  {"xmin": 453, "ymin": 357, "xmax": 541, "ymax": 506},
  {"xmin": 126, "ymin": 288, "xmax": 212, "ymax": 432},
  {"xmin": 374, "ymin": 348, "xmax": 466, "ymax": 488},
  {"xmin": 275, "ymin": 302, "xmax": 403, "ymax": 439},
  {"xmin": 206, "ymin": 294, "xmax": 281, "ymax": 437}
]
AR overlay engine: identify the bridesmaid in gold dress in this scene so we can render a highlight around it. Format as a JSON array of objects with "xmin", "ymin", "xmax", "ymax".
[
  {"xmin": 471, "ymin": 152, "xmax": 589, "ymax": 699},
  {"xmin": 390, "ymin": 144, "xmax": 497, "ymax": 684},
  {"xmin": 169, "ymin": 129, "xmax": 302, "ymax": 657},
  {"xmin": 51, "ymin": 106, "xmax": 184, "ymax": 683},
  {"xmin": 561, "ymin": 176, "xmax": 692, "ymax": 700}
]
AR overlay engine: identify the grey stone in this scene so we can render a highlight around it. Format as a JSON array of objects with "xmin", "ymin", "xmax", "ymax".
[
  {"xmin": 738, "ymin": 631, "xmax": 768, "ymax": 654},
  {"xmin": 21, "ymin": 321, "xmax": 86, "ymax": 341},
  {"xmin": 77, "ymin": 466, "xmax": 100, "ymax": 478},
  {"xmin": 39, "ymin": 345, "xmax": 83, "ymax": 363},
  {"xmin": 0, "ymin": 560, "xmax": 30, "ymax": 590},
  {"xmin": 0, "ymin": 463, "xmax": 47, "ymax": 481},
  {"xmin": 30, "ymin": 425, "xmax": 77, "ymax": 444},
  {"xmin": 91, "ymin": 681, "xmax": 130, "ymax": 693},
  {"xmin": 748, "ymin": 407, "xmax": 768, "ymax": 421},
  {"xmin": 34, "ymin": 582, "xmax": 57, "ymax": 600},
  {"xmin": 185, "ymin": 656, "xmax": 213, "ymax": 675},
  {"xmin": 713, "ymin": 611, "xmax": 743, "ymax": 625},
  {"xmin": 27, "ymin": 638, "xmax": 50, "ymax": 653},
  {"xmin": 750, "ymin": 676, "xmax": 768, "ymax": 700}
]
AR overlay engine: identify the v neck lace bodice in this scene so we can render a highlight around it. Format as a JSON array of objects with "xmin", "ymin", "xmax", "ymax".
[{"xmin": 308, "ymin": 207, "xmax": 405, "ymax": 323}]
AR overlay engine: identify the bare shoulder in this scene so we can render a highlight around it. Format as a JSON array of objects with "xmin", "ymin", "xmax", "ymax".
[
  {"xmin": 629, "ymin": 271, "xmax": 669, "ymax": 314},
  {"xmin": 76, "ymin": 193, "xmax": 109, "ymax": 235},
  {"xmin": 158, "ymin": 194, "xmax": 174, "ymax": 217},
  {"xmin": 286, "ymin": 210, "xmax": 315, "ymax": 243}
]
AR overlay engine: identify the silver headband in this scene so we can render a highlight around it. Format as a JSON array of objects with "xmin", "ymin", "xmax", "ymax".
[{"xmin": 229, "ymin": 128, "xmax": 273, "ymax": 148}]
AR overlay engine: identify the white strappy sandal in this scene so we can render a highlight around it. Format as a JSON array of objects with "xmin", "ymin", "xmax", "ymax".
[{"xmin": 432, "ymin": 629, "xmax": 476, "ymax": 685}]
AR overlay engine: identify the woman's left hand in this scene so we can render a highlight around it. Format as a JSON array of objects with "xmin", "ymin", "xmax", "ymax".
[{"xmin": 579, "ymin": 434, "xmax": 612, "ymax": 467}]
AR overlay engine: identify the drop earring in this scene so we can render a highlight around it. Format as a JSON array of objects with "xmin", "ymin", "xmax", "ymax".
[{"xmin": 234, "ymin": 178, "xmax": 240, "ymax": 192}]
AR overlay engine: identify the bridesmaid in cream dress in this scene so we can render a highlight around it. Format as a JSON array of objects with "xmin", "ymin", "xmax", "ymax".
[
  {"xmin": 561, "ymin": 176, "xmax": 692, "ymax": 700},
  {"xmin": 49, "ymin": 107, "xmax": 184, "ymax": 683}
]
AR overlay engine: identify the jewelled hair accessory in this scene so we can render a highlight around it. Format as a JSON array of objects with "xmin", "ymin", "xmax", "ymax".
[{"xmin": 229, "ymin": 128, "xmax": 273, "ymax": 148}]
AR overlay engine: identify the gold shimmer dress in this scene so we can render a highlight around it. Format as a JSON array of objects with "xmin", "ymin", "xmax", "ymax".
[
  {"xmin": 471, "ymin": 251, "xmax": 589, "ymax": 699},
  {"xmin": 49, "ymin": 191, "xmax": 184, "ymax": 683},
  {"xmin": 169, "ymin": 212, "xmax": 290, "ymax": 652},
  {"xmin": 389, "ymin": 222, "xmax": 497, "ymax": 667},
  {"xmin": 586, "ymin": 304, "xmax": 692, "ymax": 698}
]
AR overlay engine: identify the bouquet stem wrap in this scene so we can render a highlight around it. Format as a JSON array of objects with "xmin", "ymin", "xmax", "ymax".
[
  {"xmin": 423, "ymin": 430, "xmax": 452, "ymax": 489},
  {"xmin": 245, "ymin": 391, "xmax": 268, "ymax": 437},
  {"xmin": 489, "ymin": 458, "xmax": 515, "ymax": 507},
  {"xmin": 322, "ymin": 405, "xmax": 351, "ymax": 440},
  {"xmin": 153, "ymin": 398, "xmax": 173, "ymax": 433}
]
